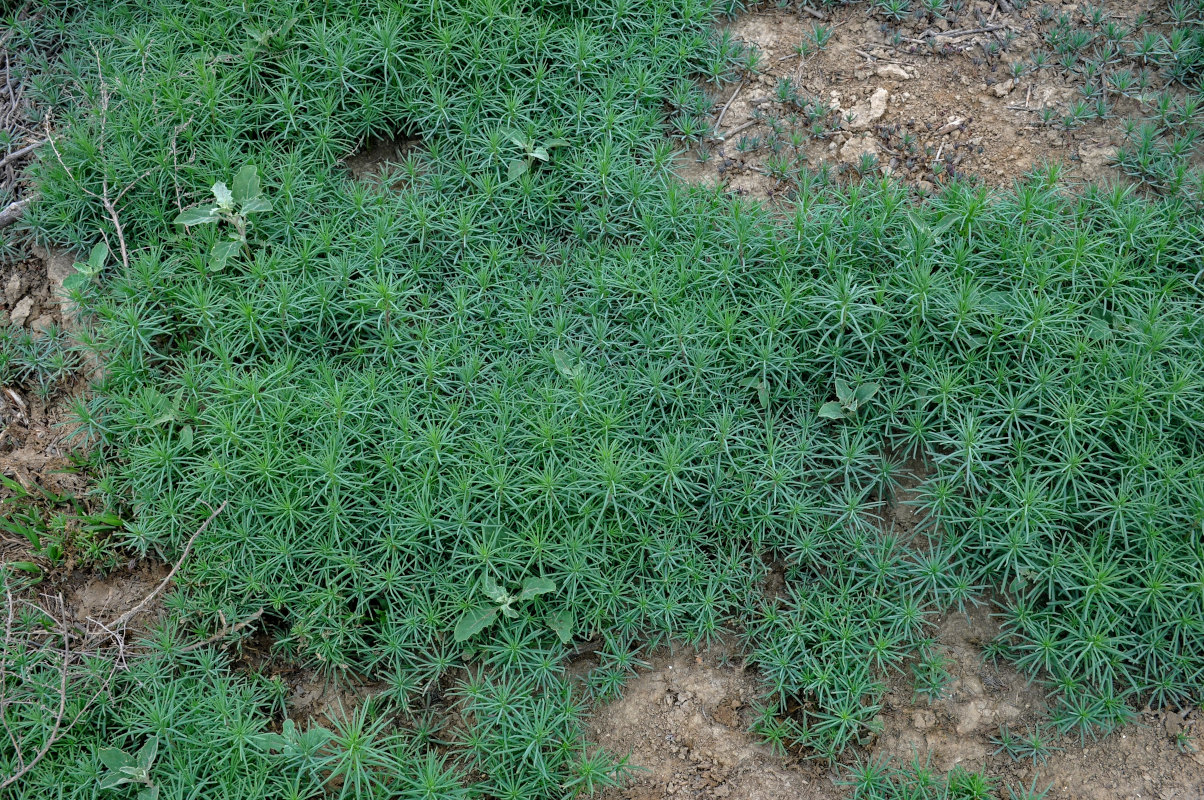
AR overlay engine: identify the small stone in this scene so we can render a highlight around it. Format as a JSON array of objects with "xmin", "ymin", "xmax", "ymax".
[
  {"xmin": 876, "ymin": 63, "xmax": 911, "ymax": 81},
  {"xmin": 912, "ymin": 710, "xmax": 937, "ymax": 730},
  {"xmin": 854, "ymin": 68, "xmax": 871, "ymax": 81},
  {"xmin": 992, "ymin": 79, "xmax": 1015, "ymax": 98},
  {"xmin": 869, "ymin": 87, "xmax": 888, "ymax": 115},
  {"xmin": 9, "ymin": 296, "xmax": 33, "ymax": 327},
  {"xmin": 1078, "ymin": 143, "xmax": 1118, "ymax": 178},
  {"xmin": 4, "ymin": 275, "xmax": 22, "ymax": 306},
  {"xmin": 847, "ymin": 87, "xmax": 889, "ymax": 130},
  {"xmin": 30, "ymin": 314, "xmax": 56, "ymax": 333},
  {"xmin": 42, "ymin": 247, "xmax": 78, "ymax": 303},
  {"xmin": 936, "ymin": 17, "xmax": 950, "ymax": 30},
  {"xmin": 997, "ymin": 703, "xmax": 1023, "ymax": 720}
]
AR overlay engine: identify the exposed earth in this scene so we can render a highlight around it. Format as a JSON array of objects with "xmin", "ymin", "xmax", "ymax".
[
  {"xmin": 676, "ymin": 0, "xmax": 1165, "ymax": 197},
  {"xmin": 590, "ymin": 609, "xmax": 1204, "ymax": 800}
]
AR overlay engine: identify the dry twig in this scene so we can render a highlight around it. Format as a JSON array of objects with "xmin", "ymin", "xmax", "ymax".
[{"xmin": 715, "ymin": 83, "xmax": 743, "ymax": 130}]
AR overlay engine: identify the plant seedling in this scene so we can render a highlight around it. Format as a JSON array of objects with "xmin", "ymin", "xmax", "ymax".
[
  {"xmin": 63, "ymin": 241, "xmax": 108, "ymax": 291},
  {"xmin": 819, "ymin": 379, "xmax": 880, "ymax": 420},
  {"xmin": 98, "ymin": 737, "xmax": 159, "ymax": 800},
  {"xmin": 455, "ymin": 575, "xmax": 573, "ymax": 644},
  {"xmin": 173, "ymin": 164, "xmax": 271, "ymax": 272},
  {"xmin": 506, "ymin": 132, "xmax": 568, "ymax": 181}
]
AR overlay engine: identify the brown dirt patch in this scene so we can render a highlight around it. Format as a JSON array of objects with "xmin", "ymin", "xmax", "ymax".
[
  {"xmin": 591, "ymin": 612, "xmax": 1203, "ymax": 799},
  {"xmin": 344, "ymin": 136, "xmax": 424, "ymax": 182},
  {"xmin": 280, "ymin": 667, "xmax": 387, "ymax": 726},
  {"xmin": 876, "ymin": 604, "xmax": 1204, "ymax": 800},
  {"xmin": 680, "ymin": 0, "xmax": 1161, "ymax": 197},
  {"xmin": 234, "ymin": 626, "xmax": 390, "ymax": 727},
  {"xmin": 590, "ymin": 645, "xmax": 826, "ymax": 800},
  {"xmin": 889, "ymin": 459, "xmax": 928, "ymax": 542},
  {"xmin": 61, "ymin": 562, "xmax": 170, "ymax": 629},
  {"xmin": 0, "ymin": 245, "xmax": 74, "ymax": 331}
]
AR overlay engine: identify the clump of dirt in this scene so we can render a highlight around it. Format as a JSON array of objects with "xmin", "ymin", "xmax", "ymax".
[
  {"xmin": 680, "ymin": 0, "xmax": 1147, "ymax": 197},
  {"xmin": 590, "ymin": 646, "xmax": 825, "ymax": 800},
  {"xmin": 0, "ymin": 245, "xmax": 74, "ymax": 331},
  {"xmin": 591, "ymin": 612, "xmax": 1203, "ymax": 800},
  {"xmin": 888, "ymin": 459, "xmax": 928, "ymax": 542}
]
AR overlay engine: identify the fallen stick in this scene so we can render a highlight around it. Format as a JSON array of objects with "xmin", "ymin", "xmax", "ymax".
[
  {"xmin": 0, "ymin": 196, "xmax": 31, "ymax": 227},
  {"xmin": 716, "ymin": 83, "xmax": 743, "ymax": 130},
  {"xmin": 0, "ymin": 139, "xmax": 45, "ymax": 170},
  {"xmin": 934, "ymin": 24, "xmax": 1007, "ymax": 37},
  {"xmin": 715, "ymin": 119, "xmax": 759, "ymax": 141}
]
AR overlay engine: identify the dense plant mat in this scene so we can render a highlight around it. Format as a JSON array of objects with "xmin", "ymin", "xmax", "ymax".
[{"xmin": 2, "ymin": 0, "xmax": 1203, "ymax": 797}]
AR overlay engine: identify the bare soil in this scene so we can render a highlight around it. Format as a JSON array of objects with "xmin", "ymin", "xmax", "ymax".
[
  {"xmin": 876, "ymin": 605, "xmax": 1204, "ymax": 800},
  {"xmin": 591, "ymin": 610, "xmax": 1204, "ymax": 800},
  {"xmin": 343, "ymin": 136, "xmax": 424, "ymax": 183},
  {"xmin": 678, "ymin": 0, "xmax": 1154, "ymax": 197},
  {"xmin": 588, "ymin": 645, "xmax": 826, "ymax": 800}
]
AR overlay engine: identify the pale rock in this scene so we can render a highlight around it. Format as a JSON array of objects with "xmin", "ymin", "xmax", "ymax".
[
  {"xmin": 854, "ymin": 68, "xmax": 871, "ymax": 81},
  {"xmin": 1078, "ymin": 143, "xmax": 1118, "ymax": 178},
  {"xmin": 846, "ymin": 87, "xmax": 889, "ymax": 130},
  {"xmin": 955, "ymin": 700, "xmax": 987, "ymax": 735},
  {"xmin": 912, "ymin": 710, "xmax": 937, "ymax": 730},
  {"xmin": 10, "ymin": 296, "xmax": 33, "ymax": 327},
  {"xmin": 876, "ymin": 63, "xmax": 911, "ymax": 81},
  {"xmin": 38, "ymin": 246, "xmax": 78, "ymax": 303},
  {"xmin": 30, "ymin": 245, "xmax": 81, "ymax": 327},
  {"xmin": 4, "ymin": 275, "xmax": 22, "ymax": 306},
  {"xmin": 992, "ymin": 79, "xmax": 1015, "ymax": 98}
]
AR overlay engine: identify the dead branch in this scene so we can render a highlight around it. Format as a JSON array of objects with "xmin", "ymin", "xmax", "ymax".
[
  {"xmin": 715, "ymin": 83, "xmax": 743, "ymax": 131},
  {"xmin": 0, "ymin": 139, "xmax": 45, "ymax": 170},
  {"xmin": 0, "ymin": 196, "xmax": 31, "ymax": 228},
  {"xmin": 933, "ymin": 24, "xmax": 1007, "ymax": 38}
]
